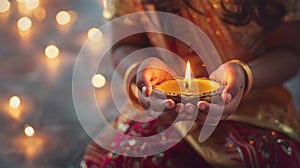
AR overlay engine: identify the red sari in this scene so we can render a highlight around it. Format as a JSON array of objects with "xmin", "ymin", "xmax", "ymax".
[{"xmin": 82, "ymin": 0, "xmax": 300, "ymax": 167}]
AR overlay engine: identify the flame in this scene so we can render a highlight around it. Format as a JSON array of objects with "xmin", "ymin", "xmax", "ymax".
[
  {"xmin": 184, "ymin": 61, "xmax": 191, "ymax": 90},
  {"xmin": 102, "ymin": 0, "xmax": 107, "ymax": 9}
]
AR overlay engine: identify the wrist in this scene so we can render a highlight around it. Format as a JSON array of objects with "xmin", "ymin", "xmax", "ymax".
[{"xmin": 228, "ymin": 59, "xmax": 254, "ymax": 96}]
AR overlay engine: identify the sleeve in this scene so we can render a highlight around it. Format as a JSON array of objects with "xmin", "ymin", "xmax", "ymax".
[
  {"xmin": 102, "ymin": 0, "xmax": 140, "ymax": 21},
  {"xmin": 281, "ymin": 0, "xmax": 300, "ymax": 22}
]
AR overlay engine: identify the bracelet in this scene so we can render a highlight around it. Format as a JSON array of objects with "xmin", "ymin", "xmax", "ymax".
[
  {"xmin": 124, "ymin": 61, "xmax": 142, "ymax": 108},
  {"xmin": 229, "ymin": 59, "xmax": 253, "ymax": 97}
]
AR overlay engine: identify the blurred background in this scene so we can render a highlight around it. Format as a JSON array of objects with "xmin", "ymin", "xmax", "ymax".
[{"xmin": 0, "ymin": 0, "xmax": 299, "ymax": 168}]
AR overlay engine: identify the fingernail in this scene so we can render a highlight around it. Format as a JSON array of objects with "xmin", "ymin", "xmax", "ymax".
[
  {"xmin": 142, "ymin": 86, "xmax": 147, "ymax": 96},
  {"xmin": 199, "ymin": 104, "xmax": 206, "ymax": 111},
  {"xmin": 226, "ymin": 93, "xmax": 232, "ymax": 103},
  {"xmin": 175, "ymin": 105, "xmax": 181, "ymax": 113},
  {"xmin": 165, "ymin": 101, "xmax": 172, "ymax": 109},
  {"xmin": 186, "ymin": 106, "xmax": 194, "ymax": 113}
]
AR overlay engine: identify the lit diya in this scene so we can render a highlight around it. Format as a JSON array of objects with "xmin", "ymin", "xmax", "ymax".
[{"xmin": 152, "ymin": 62, "xmax": 225, "ymax": 104}]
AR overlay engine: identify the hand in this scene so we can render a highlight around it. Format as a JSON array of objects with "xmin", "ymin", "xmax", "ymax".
[
  {"xmin": 136, "ymin": 57, "xmax": 178, "ymax": 123},
  {"xmin": 194, "ymin": 61, "xmax": 246, "ymax": 125}
]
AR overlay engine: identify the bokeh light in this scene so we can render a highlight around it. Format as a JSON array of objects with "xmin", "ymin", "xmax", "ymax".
[
  {"xmin": 87, "ymin": 28, "xmax": 103, "ymax": 42},
  {"xmin": 0, "ymin": 0, "xmax": 10, "ymax": 13},
  {"xmin": 25, "ymin": 0, "xmax": 39, "ymax": 10},
  {"xmin": 24, "ymin": 125, "xmax": 35, "ymax": 137},
  {"xmin": 17, "ymin": 17, "xmax": 32, "ymax": 32},
  {"xmin": 56, "ymin": 10, "xmax": 71, "ymax": 25},
  {"xmin": 44, "ymin": 44, "xmax": 60, "ymax": 59},
  {"xmin": 91, "ymin": 74, "xmax": 106, "ymax": 88},
  {"xmin": 9, "ymin": 96, "xmax": 21, "ymax": 108},
  {"xmin": 34, "ymin": 7, "xmax": 46, "ymax": 21}
]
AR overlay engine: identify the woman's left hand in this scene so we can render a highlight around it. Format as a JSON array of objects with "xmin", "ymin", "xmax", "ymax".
[{"xmin": 176, "ymin": 61, "xmax": 246, "ymax": 125}]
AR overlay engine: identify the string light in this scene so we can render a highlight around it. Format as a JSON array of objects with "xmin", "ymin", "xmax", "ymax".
[
  {"xmin": 9, "ymin": 96, "xmax": 21, "ymax": 108},
  {"xmin": 91, "ymin": 74, "xmax": 106, "ymax": 88},
  {"xmin": 87, "ymin": 28, "xmax": 103, "ymax": 42},
  {"xmin": 56, "ymin": 10, "xmax": 71, "ymax": 25},
  {"xmin": 24, "ymin": 125, "xmax": 35, "ymax": 137},
  {"xmin": 0, "ymin": 0, "xmax": 10, "ymax": 13},
  {"xmin": 34, "ymin": 7, "xmax": 46, "ymax": 21},
  {"xmin": 17, "ymin": 17, "xmax": 32, "ymax": 32},
  {"xmin": 44, "ymin": 44, "xmax": 60, "ymax": 59},
  {"xmin": 25, "ymin": 0, "xmax": 39, "ymax": 10}
]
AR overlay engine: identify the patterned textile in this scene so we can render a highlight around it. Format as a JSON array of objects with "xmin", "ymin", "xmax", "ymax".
[{"xmin": 82, "ymin": 0, "xmax": 300, "ymax": 167}]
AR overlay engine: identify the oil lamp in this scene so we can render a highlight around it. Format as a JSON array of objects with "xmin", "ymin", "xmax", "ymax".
[{"xmin": 152, "ymin": 61, "xmax": 225, "ymax": 104}]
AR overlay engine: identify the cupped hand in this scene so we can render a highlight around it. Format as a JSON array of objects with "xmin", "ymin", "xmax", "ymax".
[
  {"xmin": 193, "ymin": 61, "xmax": 246, "ymax": 125},
  {"xmin": 136, "ymin": 57, "xmax": 178, "ymax": 123}
]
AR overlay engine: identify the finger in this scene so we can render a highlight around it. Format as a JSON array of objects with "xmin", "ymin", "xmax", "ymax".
[
  {"xmin": 136, "ymin": 68, "xmax": 153, "ymax": 97},
  {"xmin": 165, "ymin": 99, "xmax": 175, "ymax": 109},
  {"xmin": 138, "ymin": 90, "xmax": 151, "ymax": 109},
  {"xmin": 197, "ymin": 101, "xmax": 209, "ymax": 112},
  {"xmin": 175, "ymin": 103, "xmax": 184, "ymax": 113},
  {"xmin": 184, "ymin": 103, "xmax": 197, "ymax": 114},
  {"xmin": 222, "ymin": 74, "xmax": 239, "ymax": 104}
]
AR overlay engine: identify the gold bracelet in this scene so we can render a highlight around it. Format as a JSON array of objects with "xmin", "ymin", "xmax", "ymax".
[
  {"xmin": 123, "ymin": 61, "xmax": 142, "ymax": 108},
  {"xmin": 229, "ymin": 59, "xmax": 253, "ymax": 97}
]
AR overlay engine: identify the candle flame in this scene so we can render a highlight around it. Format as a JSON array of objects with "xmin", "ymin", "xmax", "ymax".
[
  {"xmin": 184, "ymin": 61, "xmax": 191, "ymax": 90},
  {"xmin": 103, "ymin": 0, "xmax": 108, "ymax": 9}
]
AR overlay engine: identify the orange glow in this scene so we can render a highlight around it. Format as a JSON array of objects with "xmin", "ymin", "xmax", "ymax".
[
  {"xmin": 34, "ymin": 7, "xmax": 46, "ymax": 21},
  {"xmin": 15, "ymin": 133, "xmax": 45, "ymax": 159}
]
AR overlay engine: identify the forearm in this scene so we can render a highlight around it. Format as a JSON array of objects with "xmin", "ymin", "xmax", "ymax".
[
  {"xmin": 249, "ymin": 49, "xmax": 300, "ymax": 89},
  {"xmin": 111, "ymin": 34, "xmax": 152, "ymax": 77}
]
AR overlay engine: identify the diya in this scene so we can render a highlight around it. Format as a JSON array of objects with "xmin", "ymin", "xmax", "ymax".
[{"xmin": 152, "ymin": 62, "xmax": 225, "ymax": 104}]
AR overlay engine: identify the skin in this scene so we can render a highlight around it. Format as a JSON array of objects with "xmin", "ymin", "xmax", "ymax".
[{"xmin": 112, "ymin": 21, "xmax": 300, "ymax": 125}]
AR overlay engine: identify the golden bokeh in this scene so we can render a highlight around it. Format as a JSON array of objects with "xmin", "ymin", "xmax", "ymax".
[
  {"xmin": 56, "ymin": 10, "xmax": 71, "ymax": 25},
  {"xmin": 9, "ymin": 96, "xmax": 21, "ymax": 108},
  {"xmin": 34, "ymin": 7, "xmax": 46, "ymax": 21},
  {"xmin": 0, "ymin": 0, "xmax": 10, "ymax": 13},
  {"xmin": 44, "ymin": 44, "xmax": 60, "ymax": 59},
  {"xmin": 87, "ymin": 27, "xmax": 103, "ymax": 42},
  {"xmin": 25, "ymin": 0, "xmax": 39, "ymax": 10},
  {"xmin": 24, "ymin": 125, "xmax": 35, "ymax": 137},
  {"xmin": 17, "ymin": 17, "xmax": 32, "ymax": 31},
  {"xmin": 91, "ymin": 74, "xmax": 106, "ymax": 88}
]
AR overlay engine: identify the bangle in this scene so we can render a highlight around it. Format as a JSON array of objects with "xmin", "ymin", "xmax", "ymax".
[
  {"xmin": 124, "ymin": 61, "xmax": 142, "ymax": 108},
  {"xmin": 229, "ymin": 59, "xmax": 253, "ymax": 97}
]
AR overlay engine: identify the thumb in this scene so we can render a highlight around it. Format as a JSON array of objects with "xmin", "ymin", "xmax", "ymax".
[
  {"xmin": 222, "ymin": 75, "xmax": 239, "ymax": 104},
  {"xmin": 136, "ymin": 68, "xmax": 153, "ymax": 97}
]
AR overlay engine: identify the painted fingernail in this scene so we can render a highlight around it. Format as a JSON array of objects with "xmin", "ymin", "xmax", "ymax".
[
  {"xmin": 142, "ymin": 86, "xmax": 147, "ymax": 96},
  {"xmin": 165, "ymin": 101, "xmax": 172, "ymax": 109},
  {"xmin": 226, "ymin": 93, "xmax": 232, "ymax": 103},
  {"xmin": 199, "ymin": 104, "xmax": 206, "ymax": 111},
  {"xmin": 186, "ymin": 106, "xmax": 194, "ymax": 113}
]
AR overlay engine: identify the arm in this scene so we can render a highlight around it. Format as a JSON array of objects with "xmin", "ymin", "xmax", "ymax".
[
  {"xmin": 249, "ymin": 22, "xmax": 300, "ymax": 89},
  {"xmin": 197, "ymin": 22, "xmax": 300, "ymax": 124}
]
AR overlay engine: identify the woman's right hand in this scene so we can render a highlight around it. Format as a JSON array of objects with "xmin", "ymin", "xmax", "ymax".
[{"xmin": 136, "ymin": 57, "xmax": 179, "ymax": 123}]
